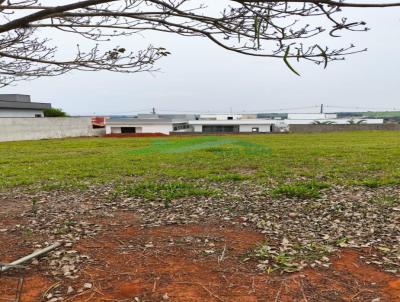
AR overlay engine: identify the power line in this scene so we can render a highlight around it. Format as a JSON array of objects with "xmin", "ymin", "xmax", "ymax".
[
  {"xmin": 325, "ymin": 105, "xmax": 400, "ymax": 111},
  {"xmin": 85, "ymin": 104, "xmax": 400, "ymax": 116}
]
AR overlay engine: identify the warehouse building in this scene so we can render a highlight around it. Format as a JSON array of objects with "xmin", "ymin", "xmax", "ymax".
[
  {"xmin": 105, "ymin": 115, "xmax": 192, "ymax": 135},
  {"xmin": 188, "ymin": 119, "xmax": 276, "ymax": 133},
  {"xmin": 0, "ymin": 94, "xmax": 51, "ymax": 118}
]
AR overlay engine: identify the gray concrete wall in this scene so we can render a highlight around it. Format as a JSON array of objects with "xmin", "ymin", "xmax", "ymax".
[
  {"xmin": 0, "ymin": 117, "xmax": 105, "ymax": 142},
  {"xmin": 289, "ymin": 123, "xmax": 400, "ymax": 133}
]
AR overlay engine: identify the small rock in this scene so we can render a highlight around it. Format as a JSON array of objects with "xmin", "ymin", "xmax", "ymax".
[
  {"xmin": 162, "ymin": 293, "xmax": 169, "ymax": 300},
  {"xmin": 83, "ymin": 283, "xmax": 92, "ymax": 289},
  {"xmin": 62, "ymin": 265, "xmax": 73, "ymax": 274},
  {"xmin": 67, "ymin": 286, "xmax": 74, "ymax": 294},
  {"xmin": 31, "ymin": 259, "xmax": 39, "ymax": 265}
]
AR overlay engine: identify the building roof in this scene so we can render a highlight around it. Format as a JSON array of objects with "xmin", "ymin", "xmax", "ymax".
[
  {"xmin": 107, "ymin": 117, "xmax": 188, "ymax": 125},
  {"xmin": 0, "ymin": 94, "xmax": 51, "ymax": 110},
  {"xmin": 287, "ymin": 113, "xmax": 337, "ymax": 119},
  {"xmin": 137, "ymin": 114, "xmax": 197, "ymax": 120},
  {"xmin": 189, "ymin": 119, "xmax": 273, "ymax": 125}
]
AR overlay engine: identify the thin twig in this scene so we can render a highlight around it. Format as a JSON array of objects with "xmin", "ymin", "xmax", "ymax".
[
  {"xmin": 15, "ymin": 277, "xmax": 24, "ymax": 302},
  {"xmin": 152, "ymin": 277, "xmax": 160, "ymax": 292},
  {"xmin": 218, "ymin": 244, "xmax": 227, "ymax": 265},
  {"xmin": 64, "ymin": 289, "xmax": 94, "ymax": 302},
  {"xmin": 250, "ymin": 277, "xmax": 255, "ymax": 294},
  {"xmin": 274, "ymin": 281, "xmax": 284, "ymax": 302},
  {"xmin": 297, "ymin": 278, "xmax": 308, "ymax": 302},
  {"xmin": 41, "ymin": 282, "xmax": 61, "ymax": 300},
  {"xmin": 176, "ymin": 282, "xmax": 224, "ymax": 302}
]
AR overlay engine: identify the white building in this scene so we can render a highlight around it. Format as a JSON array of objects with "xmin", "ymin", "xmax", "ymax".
[
  {"xmin": 0, "ymin": 94, "xmax": 51, "ymax": 117},
  {"xmin": 199, "ymin": 114, "xmax": 257, "ymax": 120},
  {"xmin": 287, "ymin": 113, "xmax": 338, "ymax": 120},
  {"xmin": 189, "ymin": 119, "xmax": 274, "ymax": 133},
  {"xmin": 105, "ymin": 116, "xmax": 191, "ymax": 135},
  {"xmin": 285, "ymin": 113, "xmax": 384, "ymax": 125}
]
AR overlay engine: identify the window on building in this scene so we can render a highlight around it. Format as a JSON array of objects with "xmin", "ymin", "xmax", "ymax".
[
  {"xmin": 252, "ymin": 127, "xmax": 259, "ymax": 133},
  {"xmin": 121, "ymin": 127, "xmax": 136, "ymax": 133},
  {"xmin": 173, "ymin": 123, "xmax": 189, "ymax": 131},
  {"xmin": 35, "ymin": 114, "xmax": 42, "ymax": 118},
  {"xmin": 227, "ymin": 116, "xmax": 233, "ymax": 120},
  {"xmin": 202, "ymin": 125, "xmax": 239, "ymax": 133}
]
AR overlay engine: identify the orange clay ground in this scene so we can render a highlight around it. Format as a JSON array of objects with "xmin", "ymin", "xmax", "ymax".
[{"xmin": 0, "ymin": 211, "xmax": 399, "ymax": 302}]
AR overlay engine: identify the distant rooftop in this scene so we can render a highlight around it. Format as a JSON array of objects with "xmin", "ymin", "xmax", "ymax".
[
  {"xmin": 0, "ymin": 94, "xmax": 51, "ymax": 110},
  {"xmin": 137, "ymin": 113, "xmax": 198, "ymax": 120},
  {"xmin": 107, "ymin": 117, "xmax": 189, "ymax": 125},
  {"xmin": 189, "ymin": 119, "xmax": 274, "ymax": 125}
]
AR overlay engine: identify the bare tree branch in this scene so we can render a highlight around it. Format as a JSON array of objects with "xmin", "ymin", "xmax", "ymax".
[{"xmin": 0, "ymin": 0, "xmax": 398, "ymax": 86}]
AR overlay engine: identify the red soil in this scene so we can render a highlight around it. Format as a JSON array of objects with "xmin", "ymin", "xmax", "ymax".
[
  {"xmin": 104, "ymin": 133, "xmax": 168, "ymax": 138},
  {"xmin": 0, "ymin": 212, "xmax": 399, "ymax": 302}
]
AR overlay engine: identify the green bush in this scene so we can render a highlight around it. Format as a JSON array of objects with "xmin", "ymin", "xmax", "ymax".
[{"xmin": 44, "ymin": 108, "xmax": 68, "ymax": 117}]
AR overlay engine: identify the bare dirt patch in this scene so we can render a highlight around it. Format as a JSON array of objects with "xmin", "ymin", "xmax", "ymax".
[
  {"xmin": 2, "ymin": 217, "xmax": 398, "ymax": 302},
  {"xmin": 0, "ymin": 186, "xmax": 399, "ymax": 302}
]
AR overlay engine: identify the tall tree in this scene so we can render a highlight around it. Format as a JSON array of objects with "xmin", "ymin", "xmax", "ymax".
[{"xmin": 0, "ymin": 0, "xmax": 399, "ymax": 85}]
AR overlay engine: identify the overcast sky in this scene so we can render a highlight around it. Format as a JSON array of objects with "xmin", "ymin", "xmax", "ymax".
[{"xmin": 1, "ymin": 3, "xmax": 399, "ymax": 115}]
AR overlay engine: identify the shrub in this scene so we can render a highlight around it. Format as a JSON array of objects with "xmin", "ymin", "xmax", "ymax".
[{"xmin": 44, "ymin": 108, "xmax": 67, "ymax": 117}]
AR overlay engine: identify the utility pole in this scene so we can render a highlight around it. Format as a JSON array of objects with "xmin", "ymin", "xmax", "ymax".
[
  {"xmin": 320, "ymin": 104, "xmax": 324, "ymax": 114},
  {"xmin": 152, "ymin": 107, "xmax": 156, "ymax": 115}
]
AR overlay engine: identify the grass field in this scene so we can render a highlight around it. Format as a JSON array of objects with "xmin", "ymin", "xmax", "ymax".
[
  {"xmin": 1, "ymin": 131, "xmax": 399, "ymax": 196},
  {"xmin": 1, "ymin": 131, "xmax": 399, "ymax": 300}
]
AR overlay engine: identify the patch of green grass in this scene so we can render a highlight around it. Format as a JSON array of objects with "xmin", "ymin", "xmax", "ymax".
[
  {"xmin": 207, "ymin": 173, "xmax": 248, "ymax": 182},
  {"xmin": 293, "ymin": 242, "xmax": 333, "ymax": 261},
  {"xmin": 362, "ymin": 179, "xmax": 382, "ymax": 188},
  {"xmin": 121, "ymin": 181, "xmax": 217, "ymax": 207},
  {"xmin": 0, "ymin": 131, "xmax": 400, "ymax": 192},
  {"xmin": 374, "ymin": 194, "xmax": 399, "ymax": 206},
  {"xmin": 22, "ymin": 227, "xmax": 33, "ymax": 240},
  {"xmin": 250, "ymin": 241, "xmax": 333, "ymax": 273},
  {"xmin": 271, "ymin": 181, "xmax": 329, "ymax": 199},
  {"xmin": 335, "ymin": 236, "xmax": 351, "ymax": 247}
]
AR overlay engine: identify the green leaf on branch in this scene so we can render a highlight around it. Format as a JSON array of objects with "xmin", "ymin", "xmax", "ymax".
[{"xmin": 284, "ymin": 46, "xmax": 300, "ymax": 76}]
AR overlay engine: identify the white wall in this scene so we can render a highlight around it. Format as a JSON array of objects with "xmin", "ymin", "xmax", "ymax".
[
  {"xmin": 0, "ymin": 109, "xmax": 44, "ymax": 118},
  {"xmin": 193, "ymin": 125, "xmax": 203, "ymax": 132},
  {"xmin": 0, "ymin": 117, "xmax": 104, "ymax": 142},
  {"xmin": 106, "ymin": 124, "xmax": 172, "ymax": 135},
  {"xmin": 141, "ymin": 124, "xmax": 173, "ymax": 134},
  {"xmin": 106, "ymin": 126, "xmax": 120, "ymax": 134},
  {"xmin": 239, "ymin": 124, "xmax": 271, "ymax": 133}
]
